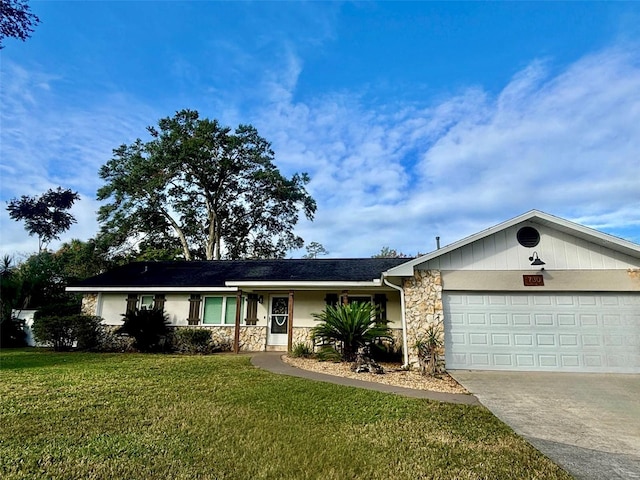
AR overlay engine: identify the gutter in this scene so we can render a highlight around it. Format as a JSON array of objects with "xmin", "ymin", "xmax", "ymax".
[{"xmin": 383, "ymin": 277, "xmax": 409, "ymax": 367}]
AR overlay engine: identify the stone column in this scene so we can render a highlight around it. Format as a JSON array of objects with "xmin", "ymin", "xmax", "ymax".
[
  {"xmin": 402, "ymin": 270, "xmax": 443, "ymax": 365},
  {"xmin": 81, "ymin": 293, "xmax": 99, "ymax": 316}
]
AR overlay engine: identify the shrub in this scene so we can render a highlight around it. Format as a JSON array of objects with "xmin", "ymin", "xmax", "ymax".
[
  {"xmin": 370, "ymin": 340, "xmax": 402, "ymax": 363},
  {"xmin": 315, "ymin": 346, "xmax": 342, "ymax": 362},
  {"xmin": 116, "ymin": 309, "xmax": 171, "ymax": 352},
  {"xmin": 212, "ymin": 337, "xmax": 233, "ymax": 353},
  {"xmin": 73, "ymin": 315, "xmax": 103, "ymax": 350},
  {"xmin": 290, "ymin": 342, "xmax": 313, "ymax": 358},
  {"xmin": 98, "ymin": 328, "xmax": 136, "ymax": 353},
  {"xmin": 33, "ymin": 302, "xmax": 81, "ymax": 320},
  {"xmin": 173, "ymin": 328, "xmax": 213, "ymax": 354},
  {"xmin": 414, "ymin": 321, "xmax": 444, "ymax": 376},
  {"xmin": 311, "ymin": 302, "xmax": 392, "ymax": 362},
  {"xmin": 32, "ymin": 314, "xmax": 103, "ymax": 351},
  {"xmin": 0, "ymin": 317, "xmax": 27, "ymax": 348}
]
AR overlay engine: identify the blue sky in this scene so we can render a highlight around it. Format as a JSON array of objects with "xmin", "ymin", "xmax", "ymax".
[{"xmin": 1, "ymin": 1, "xmax": 639, "ymax": 259}]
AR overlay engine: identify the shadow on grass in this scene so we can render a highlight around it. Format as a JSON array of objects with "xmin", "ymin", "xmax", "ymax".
[{"xmin": 0, "ymin": 348, "xmax": 121, "ymax": 371}]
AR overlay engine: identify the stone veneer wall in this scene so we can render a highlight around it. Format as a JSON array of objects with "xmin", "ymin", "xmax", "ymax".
[
  {"xmin": 292, "ymin": 327, "xmax": 314, "ymax": 347},
  {"xmin": 203, "ymin": 326, "xmax": 267, "ymax": 352},
  {"xmin": 81, "ymin": 294, "xmax": 99, "ymax": 316},
  {"xmin": 402, "ymin": 270, "xmax": 443, "ymax": 366}
]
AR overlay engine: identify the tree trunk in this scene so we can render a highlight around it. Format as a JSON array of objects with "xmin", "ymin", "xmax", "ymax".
[
  {"xmin": 161, "ymin": 211, "xmax": 192, "ymax": 261},
  {"xmin": 204, "ymin": 198, "xmax": 218, "ymax": 260}
]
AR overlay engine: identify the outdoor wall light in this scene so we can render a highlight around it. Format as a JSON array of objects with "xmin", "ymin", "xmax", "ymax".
[
  {"xmin": 258, "ymin": 295, "xmax": 264, "ymax": 304},
  {"xmin": 529, "ymin": 252, "xmax": 545, "ymax": 266}
]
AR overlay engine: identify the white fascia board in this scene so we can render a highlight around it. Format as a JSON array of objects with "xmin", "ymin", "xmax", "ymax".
[
  {"xmin": 224, "ymin": 280, "xmax": 382, "ymax": 288},
  {"xmin": 66, "ymin": 286, "xmax": 239, "ymax": 293}
]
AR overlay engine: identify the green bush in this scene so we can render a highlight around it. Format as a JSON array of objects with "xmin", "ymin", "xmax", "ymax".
[
  {"xmin": 33, "ymin": 302, "xmax": 81, "ymax": 320},
  {"xmin": 32, "ymin": 315, "xmax": 103, "ymax": 351},
  {"xmin": 370, "ymin": 340, "xmax": 402, "ymax": 363},
  {"xmin": 97, "ymin": 328, "xmax": 136, "ymax": 353},
  {"xmin": 414, "ymin": 321, "xmax": 444, "ymax": 376},
  {"xmin": 173, "ymin": 328, "xmax": 213, "ymax": 354},
  {"xmin": 116, "ymin": 309, "xmax": 171, "ymax": 352},
  {"xmin": 0, "ymin": 317, "xmax": 27, "ymax": 348},
  {"xmin": 311, "ymin": 302, "xmax": 392, "ymax": 361},
  {"xmin": 315, "ymin": 346, "xmax": 342, "ymax": 363},
  {"xmin": 290, "ymin": 342, "xmax": 313, "ymax": 358}
]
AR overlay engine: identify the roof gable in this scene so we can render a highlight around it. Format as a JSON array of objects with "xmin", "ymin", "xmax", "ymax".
[{"xmin": 386, "ymin": 210, "xmax": 640, "ymax": 275}]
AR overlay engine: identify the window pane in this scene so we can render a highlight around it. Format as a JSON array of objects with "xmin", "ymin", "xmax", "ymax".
[
  {"xmin": 203, "ymin": 297, "xmax": 223, "ymax": 324},
  {"xmin": 224, "ymin": 297, "xmax": 237, "ymax": 324},
  {"xmin": 348, "ymin": 296, "xmax": 371, "ymax": 305},
  {"xmin": 141, "ymin": 295, "xmax": 154, "ymax": 310}
]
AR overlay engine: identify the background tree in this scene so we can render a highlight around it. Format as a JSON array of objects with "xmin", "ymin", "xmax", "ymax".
[
  {"xmin": 371, "ymin": 246, "xmax": 411, "ymax": 258},
  {"xmin": 302, "ymin": 242, "xmax": 328, "ymax": 259},
  {"xmin": 7, "ymin": 187, "xmax": 80, "ymax": 252},
  {"xmin": 0, "ymin": 0, "xmax": 40, "ymax": 48},
  {"xmin": 97, "ymin": 109, "xmax": 316, "ymax": 260},
  {"xmin": 0, "ymin": 255, "xmax": 27, "ymax": 347},
  {"xmin": 0, "ymin": 239, "xmax": 111, "ymax": 317}
]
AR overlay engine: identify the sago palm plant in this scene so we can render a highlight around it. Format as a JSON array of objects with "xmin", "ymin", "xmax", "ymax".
[{"xmin": 311, "ymin": 302, "xmax": 392, "ymax": 362}]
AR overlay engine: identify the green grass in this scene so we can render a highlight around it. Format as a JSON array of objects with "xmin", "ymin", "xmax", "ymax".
[{"xmin": 0, "ymin": 349, "xmax": 572, "ymax": 480}]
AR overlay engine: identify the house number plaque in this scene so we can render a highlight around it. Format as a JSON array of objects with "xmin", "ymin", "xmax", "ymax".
[{"xmin": 523, "ymin": 274, "xmax": 544, "ymax": 286}]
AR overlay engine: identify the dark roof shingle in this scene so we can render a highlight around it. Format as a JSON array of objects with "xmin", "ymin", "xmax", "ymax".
[{"xmin": 71, "ymin": 258, "xmax": 411, "ymax": 288}]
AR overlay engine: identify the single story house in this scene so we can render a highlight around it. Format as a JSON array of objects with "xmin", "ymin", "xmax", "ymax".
[{"xmin": 69, "ymin": 210, "xmax": 640, "ymax": 373}]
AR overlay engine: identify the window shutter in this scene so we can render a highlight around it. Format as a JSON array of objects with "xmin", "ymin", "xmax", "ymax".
[
  {"xmin": 374, "ymin": 294, "xmax": 387, "ymax": 322},
  {"xmin": 324, "ymin": 293, "xmax": 338, "ymax": 307},
  {"xmin": 246, "ymin": 294, "xmax": 258, "ymax": 325},
  {"xmin": 154, "ymin": 294, "xmax": 166, "ymax": 311},
  {"xmin": 126, "ymin": 294, "xmax": 137, "ymax": 315},
  {"xmin": 188, "ymin": 294, "xmax": 202, "ymax": 325}
]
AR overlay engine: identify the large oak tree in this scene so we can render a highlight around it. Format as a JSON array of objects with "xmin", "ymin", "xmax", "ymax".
[{"xmin": 97, "ymin": 110, "xmax": 317, "ymax": 260}]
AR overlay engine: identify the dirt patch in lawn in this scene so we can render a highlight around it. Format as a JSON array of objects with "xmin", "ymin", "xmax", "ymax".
[{"xmin": 282, "ymin": 356, "xmax": 468, "ymax": 394}]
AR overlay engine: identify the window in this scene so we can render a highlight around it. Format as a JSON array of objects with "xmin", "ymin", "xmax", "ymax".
[
  {"xmin": 140, "ymin": 295, "xmax": 154, "ymax": 310},
  {"xmin": 203, "ymin": 296, "xmax": 242, "ymax": 325},
  {"xmin": 347, "ymin": 295, "xmax": 372, "ymax": 305}
]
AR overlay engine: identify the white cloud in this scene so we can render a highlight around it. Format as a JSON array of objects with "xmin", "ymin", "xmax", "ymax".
[
  {"xmin": 0, "ymin": 60, "xmax": 160, "ymax": 257},
  {"xmin": 2, "ymin": 46, "xmax": 639, "ymax": 261},
  {"xmin": 253, "ymin": 46, "xmax": 640, "ymax": 256}
]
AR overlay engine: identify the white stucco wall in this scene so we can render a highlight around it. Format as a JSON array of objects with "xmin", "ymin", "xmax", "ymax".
[{"xmin": 93, "ymin": 289, "xmax": 402, "ymax": 328}]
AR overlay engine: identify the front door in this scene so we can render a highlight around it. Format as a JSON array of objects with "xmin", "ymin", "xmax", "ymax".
[{"xmin": 267, "ymin": 296, "xmax": 289, "ymax": 346}]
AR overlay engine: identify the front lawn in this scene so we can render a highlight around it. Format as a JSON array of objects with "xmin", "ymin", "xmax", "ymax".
[{"xmin": 0, "ymin": 350, "xmax": 572, "ymax": 479}]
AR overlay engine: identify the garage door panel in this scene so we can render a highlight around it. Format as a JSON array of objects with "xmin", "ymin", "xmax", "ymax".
[
  {"xmin": 536, "ymin": 334, "xmax": 556, "ymax": 346},
  {"xmin": 559, "ymin": 334, "xmax": 578, "ymax": 346},
  {"xmin": 534, "ymin": 314, "xmax": 554, "ymax": 326},
  {"xmin": 558, "ymin": 314, "xmax": 577, "ymax": 326},
  {"xmin": 444, "ymin": 293, "xmax": 640, "ymax": 373}
]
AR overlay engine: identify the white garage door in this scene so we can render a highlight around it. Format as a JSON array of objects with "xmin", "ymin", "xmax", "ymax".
[{"xmin": 444, "ymin": 292, "xmax": 640, "ymax": 373}]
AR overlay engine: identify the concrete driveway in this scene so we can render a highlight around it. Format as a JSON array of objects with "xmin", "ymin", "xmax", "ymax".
[{"xmin": 450, "ymin": 371, "xmax": 640, "ymax": 480}]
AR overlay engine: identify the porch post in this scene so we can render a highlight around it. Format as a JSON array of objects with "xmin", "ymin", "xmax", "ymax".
[
  {"xmin": 287, "ymin": 290, "xmax": 294, "ymax": 352},
  {"xmin": 233, "ymin": 289, "xmax": 242, "ymax": 354}
]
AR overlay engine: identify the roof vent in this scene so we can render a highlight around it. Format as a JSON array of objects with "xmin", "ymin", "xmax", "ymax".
[{"xmin": 517, "ymin": 226, "xmax": 540, "ymax": 247}]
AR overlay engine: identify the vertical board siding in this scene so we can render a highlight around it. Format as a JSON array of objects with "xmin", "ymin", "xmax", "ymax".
[{"xmin": 418, "ymin": 223, "xmax": 640, "ymax": 271}]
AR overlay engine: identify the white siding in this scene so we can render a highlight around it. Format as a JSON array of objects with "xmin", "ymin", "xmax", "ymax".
[{"xmin": 419, "ymin": 223, "xmax": 640, "ymax": 271}]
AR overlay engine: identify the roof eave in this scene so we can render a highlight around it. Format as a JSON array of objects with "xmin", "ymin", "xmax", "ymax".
[{"xmin": 67, "ymin": 286, "xmax": 238, "ymax": 293}]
